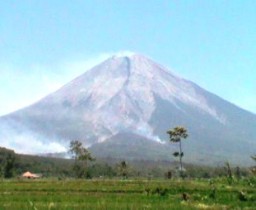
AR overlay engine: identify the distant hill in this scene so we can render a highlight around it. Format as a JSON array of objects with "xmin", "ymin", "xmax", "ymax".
[{"xmin": 0, "ymin": 54, "xmax": 255, "ymax": 166}]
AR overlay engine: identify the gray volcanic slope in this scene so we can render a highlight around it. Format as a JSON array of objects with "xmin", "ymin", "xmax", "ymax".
[{"xmin": 0, "ymin": 54, "xmax": 255, "ymax": 165}]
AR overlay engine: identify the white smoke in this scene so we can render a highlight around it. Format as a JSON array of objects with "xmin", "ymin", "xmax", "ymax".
[
  {"xmin": 0, "ymin": 123, "xmax": 67, "ymax": 154},
  {"xmin": 112, "ymin": 51, "xmax": 135, "ymax": 58},
  {"xmin": 1, "ymin": 137, "xmax": 67, "ymax": 155},
  {"xmin": 135, "ymin": 121, "xmax": 165, "ymax": 144}
]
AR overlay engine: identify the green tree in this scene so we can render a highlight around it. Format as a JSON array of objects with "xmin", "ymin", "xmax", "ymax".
[
  {"xmin": 69, "ymin": 140, "xmax": 94, "ymax": 178},
  {"xmin": 4, "ymin": 152, "xmax": 15, "ymax": 178},
  {"xmin": 0, "ymin": 148, "xmax": 16, "ymax": 178},
  {"xmin": 251, "ymin": 155, "xmax": 256, "ymax": 175},
  {"xmin": 224, "ymin": 162, "xmax": 233, "ymax": 184},
  {"xmin": 117, "ymin": 161, "xmax": 128, "ymax": 179},
  {"xmin": 167, "ymin": 126, "xmax": 188, "ymax": 177}
]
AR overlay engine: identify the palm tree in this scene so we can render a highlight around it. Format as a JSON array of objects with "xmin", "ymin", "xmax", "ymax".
[{"xmin": 167, "ymin": 126, "xmax": 188, "ymax": 177}]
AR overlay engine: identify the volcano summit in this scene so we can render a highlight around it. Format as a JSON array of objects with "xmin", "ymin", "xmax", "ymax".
[{"xmin": 0, "ymin": 54, "xmax": 255, "ymax": 165}]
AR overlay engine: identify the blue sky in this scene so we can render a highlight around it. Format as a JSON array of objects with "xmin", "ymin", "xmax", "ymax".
[{"xmin": 0, "ymin": 0, "xmax": 255, "ymax": 115}]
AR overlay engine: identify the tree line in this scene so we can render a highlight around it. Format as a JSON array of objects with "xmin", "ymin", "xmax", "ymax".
[{"xmin": 0, "ymin": 126, "xmax": 255, "ymax": 179}]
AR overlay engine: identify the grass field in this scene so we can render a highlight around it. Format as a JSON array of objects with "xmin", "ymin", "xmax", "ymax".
[{"xmin": 0, "ymin": 178, "xmax": 255, "ymax": 209}]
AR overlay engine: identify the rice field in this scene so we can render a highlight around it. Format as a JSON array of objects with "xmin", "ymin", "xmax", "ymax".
[{"xmin": 0, "ymin": 178, "xmax": 255, "ymax": 209}]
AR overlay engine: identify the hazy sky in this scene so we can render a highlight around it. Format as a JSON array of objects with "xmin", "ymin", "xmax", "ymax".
[{"xmin": 0, "ymin": 0, "xmax": 255, "ymax": 116}]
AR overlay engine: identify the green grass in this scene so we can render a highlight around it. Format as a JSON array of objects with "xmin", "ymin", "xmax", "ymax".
[{"xmin": 0, "ymin": 178, "xmax": 255, "ymax": 209}]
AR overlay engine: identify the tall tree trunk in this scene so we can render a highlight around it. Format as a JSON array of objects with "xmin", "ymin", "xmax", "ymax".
[{"xmin": 179, "ymin": 140, "xmax": 183, "ymax": 177}]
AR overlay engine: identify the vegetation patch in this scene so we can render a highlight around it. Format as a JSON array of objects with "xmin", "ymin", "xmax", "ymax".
[{"xmin": 0, "ymin": 179, "xmax": 256, "ymax": 209}]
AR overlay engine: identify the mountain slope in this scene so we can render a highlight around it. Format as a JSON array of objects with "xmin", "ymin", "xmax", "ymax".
[{"xmin": 0, "ymin": 54, "xmax": 255, "ymax": 165}]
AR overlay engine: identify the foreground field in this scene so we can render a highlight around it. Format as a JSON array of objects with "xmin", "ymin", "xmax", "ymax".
[{"xmin": 0, "ymin": 178, "xmax": 255, "ymax": 209}]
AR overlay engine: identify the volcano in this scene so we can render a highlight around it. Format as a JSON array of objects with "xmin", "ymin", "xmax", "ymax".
[{"xmin": 0, "ymin": 54, "xmax": 255, "ymax": 165}]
